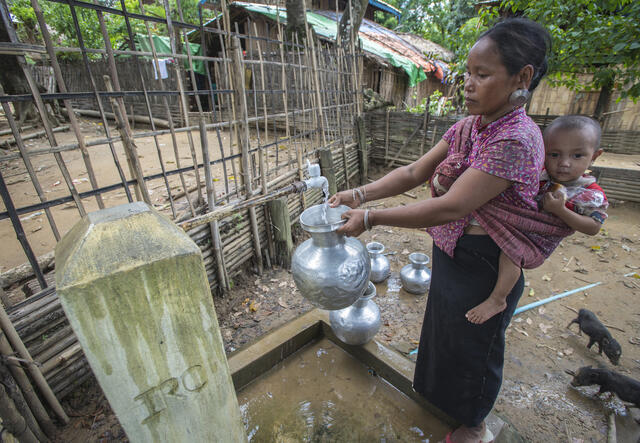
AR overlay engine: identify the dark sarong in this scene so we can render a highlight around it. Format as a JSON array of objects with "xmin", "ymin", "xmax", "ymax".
[{"xmin": 413, "ymin": 234, "xmax": 524, "ymax": 427}]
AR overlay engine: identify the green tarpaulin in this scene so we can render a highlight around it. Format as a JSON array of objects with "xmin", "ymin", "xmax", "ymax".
[
  {"xmin": 132, "ymin": 34, "xmax": 205, "ymax": 76},
  {"xmin": 239, "ymin": 3, "xmax": 427, "ymax": 87}
]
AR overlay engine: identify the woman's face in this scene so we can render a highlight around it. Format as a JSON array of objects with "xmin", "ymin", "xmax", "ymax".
[{"xmin": 464, "ymin": 37, "xmax": 522, "ymax": 125}]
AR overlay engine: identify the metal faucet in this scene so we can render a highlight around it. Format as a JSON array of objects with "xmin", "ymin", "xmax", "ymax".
[{"xmin": 303, "ymin": 160, "xmax": 328, "ymax": 191}]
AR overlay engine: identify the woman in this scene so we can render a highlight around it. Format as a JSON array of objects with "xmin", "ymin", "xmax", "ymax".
[{"xmin": 329, "ymin": 18, "xmax": 556, "ymax": 443}]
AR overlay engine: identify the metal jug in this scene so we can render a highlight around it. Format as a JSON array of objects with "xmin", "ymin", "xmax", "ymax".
[
  {"xmin": 329, "ymin": 281, "xmax": 381, "ymax": 345},
  {"xmin": 367, "ymin": 241, "xmax": 390, "ymax": 283},
  {"xmin": 400, "ymin": 252, "xmax": 431, "ymax": 295},
  {"xmin": 292, "ymin": 204, "xmax": 370, "ymax": 310}
]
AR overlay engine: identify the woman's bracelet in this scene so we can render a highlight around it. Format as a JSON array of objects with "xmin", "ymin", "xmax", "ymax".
[
  {"xmin": 363, "ymin": 209, "xmax": 372, "ymax": 231},
  {"xmin": 353, "ymin": 187, "xmax": 365, "ymax": 204}
]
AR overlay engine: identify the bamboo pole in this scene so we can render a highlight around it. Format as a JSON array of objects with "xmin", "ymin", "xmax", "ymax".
[
  {"xmin": 178, "ymin": 181, "xmax": 305, "ymax": 231},
  {"xmin": 0, "ymin": 302, "xmax": 68, "ymax": 424},
  {"xmin": 197, "ymin": 1, "xmax": 232, "ymax": 210},
  {"xmin": 97, "ymin": 0, "xmax": 177, "ymax": 217},
  {"xmin": 276, "ymin": 24, "xmax": 294, "ymax": 172},
  {"xmin": 0, "ymin": 168, "xmax": 47, "ymax": 290},
  {"xmin": 231, "ymin": 36, "xmax": 263, "ymax": 275},
  {"xmin": 251, "ymin": 22, "xmax": 275, "ymax": 266},
  {"xmin": 0, "ymin": 381, "xmax": 38, "ymax": 443},
  {"xmin": 60, "ymin": 0, "xmax": 136, "ymax": 206},
  {"xmin": 217, "ymin": 18, "xmax": 240, "ymax": 200},
  {"xmin": 1, "ymin": 125, "xmax": 70, "ymax": 148},
  {"xmin": 0, "ymin": 89, "xmax": 60, "ymax": 241},
  {"xmin": 386, "ymin": 119, "xmax": 424, "ymax": 168},
  {"xmin": 162, "ymin": 0, "xmax": 204, "ymax": 206},
  {"xmin": 0, "ymin": 328, "xmax": 53, "ymax": 439},
  {"xmin": 419, "ymin": 98, "xmax": 430, "ymax": 156},
  {"xmin": 135, "ymin": 0, "xmax": 195, "ymax": 217},
  {"xmin": 198, "ymin": 119, "xmax": 229, "ymax": 292},
  {"xmin": 103, "ymin": 75, "xmax": 152, "ymax": 204},
  {"xmin": 27, "ymin": 0, "xmax": 108, "ymax": 212}
]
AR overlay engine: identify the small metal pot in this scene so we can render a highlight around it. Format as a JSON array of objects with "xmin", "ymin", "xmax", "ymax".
[
  {"xmin": 400, "ymin": 252, "xmax": 431, "ymax": 295},
  {"xmin": 367, "ymin": 242, "xmax": 390, "ymax": 283},
  {"xmin": 329, "ymin": 281, "xmax": 381, "ymax": 346}
]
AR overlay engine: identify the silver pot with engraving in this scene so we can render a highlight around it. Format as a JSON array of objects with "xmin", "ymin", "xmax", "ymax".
[
  {"xmin": 292, "ymin": 204, "xmax": 371, "ymax": 310},
  {"xmin": 329, "ymin": 281, "xmax": 381, "ymax": 345},
  {"xmin": 367, "ymin": 242, "xmax": 390, "ymax": 283},
  {"xmin": 400, "ymin": 252, "xmax": 431, "ymax": 295}
]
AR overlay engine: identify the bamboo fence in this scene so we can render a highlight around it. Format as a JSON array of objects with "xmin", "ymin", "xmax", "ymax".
[{"xmin": 0, "ymin": 0, "xmax": 364, "ymax": 418}]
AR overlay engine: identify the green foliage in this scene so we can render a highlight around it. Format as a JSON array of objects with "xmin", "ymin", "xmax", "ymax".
[
  {"xmin": 407, "ymin": 90, "xmax": 455, "ymax": 115},
  {"xmin": 373, "ymin": 10, "xmax": 398, "ymax": 30},
  {"xmin": 395, "ymin": 0, "xmax": 476, "ymax": 50},
  {"xmin": 9, "ymin": 0, "xmax": 215, "ymax": 61},
  {"xmin": 493, "ymin": 0, "xmax": 640, "ymax": 100}
]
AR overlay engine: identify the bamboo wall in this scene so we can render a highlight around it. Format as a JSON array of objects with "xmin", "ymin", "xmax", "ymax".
[
  {"xmin": 0, "ymin": 0, "xmax": 363, "ymax": 405},
  {"xmin": 529, "ymin": 77, "xmax": 640, "ymax": 132},
  {"xmin": 365, "ymin": 110, "xmax": 458, "ymax": 166},
  {"xmin": 361, "ymin": 59, "xmax": 446, "ymax": 110}
]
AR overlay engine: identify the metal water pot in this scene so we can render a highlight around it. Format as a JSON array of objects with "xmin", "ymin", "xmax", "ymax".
[
  {"xmin": 400, "ymin": 252, "xmax": 431, "ymax": 295},
  {"xmin": 367, "ymin": 242, "xmax": 390, "ymax": 283},
  {"xmin": 329, "ymin": 281, "xmax": 381, "ymax": 345},
  {"xmin": 292, "ymin": 204, "xmax": 371, "ymax": 310}
]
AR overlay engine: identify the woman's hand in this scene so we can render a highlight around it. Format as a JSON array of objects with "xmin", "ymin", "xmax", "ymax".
[
  {"xmin": 542, "ymin": 191, "xmax": 566, "ymax": 215},
  {"xmin": 335, "ymin": 209, "xmax": 366, "ymax": 237},
  {"xmin": 328, "ymin": 190, "xmax": 360, "ymax": 209}
]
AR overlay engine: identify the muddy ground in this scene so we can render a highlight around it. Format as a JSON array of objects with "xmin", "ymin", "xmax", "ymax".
[
  {"xmin": 1, "ymin": 122, "xmax": 639, "ymax": 442},
  {"xmin": 54, "ymin": 173, "xmax": 640, "ymax": 443}
]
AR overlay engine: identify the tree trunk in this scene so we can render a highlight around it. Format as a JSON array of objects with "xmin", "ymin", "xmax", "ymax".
[
  {"xmin": 0, "ymin": 19, "xmax": 60, "ymax": 128},
  {"xmin": 339, "ymin": 0, "xmax": 369, "ymax": 45},
  {"xmin": 0, "ymin": 21, "xmax": 35, "ymax": 127},
  {"xmin": 593, "ymin": 79, "xmax": 613, "ymax": 123},
  {"xmin": 285, "ymin": 0, "xmax": 306, "ymax": 39}
]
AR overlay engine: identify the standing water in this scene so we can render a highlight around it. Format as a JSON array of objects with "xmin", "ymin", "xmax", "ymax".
[
  {"xmin": 321, "ymin": 181, "xmax": 330, "ymax": 224},
  {"xmin": 238, "ymin": 337, "xmax": 449, "ymax": 442}
]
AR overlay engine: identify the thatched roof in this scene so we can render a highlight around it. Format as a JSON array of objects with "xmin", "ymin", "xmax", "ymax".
[{"xmin": 396, "ymin": 33, "xmax": 455, "ymax": 62}]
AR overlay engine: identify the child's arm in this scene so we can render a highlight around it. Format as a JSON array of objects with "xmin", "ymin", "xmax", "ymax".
[{"xmin": 542, "ymin": 191, "xmax": 601, "ymax": 235}]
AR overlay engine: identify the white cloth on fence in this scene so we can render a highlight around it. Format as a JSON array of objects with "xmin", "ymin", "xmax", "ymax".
[{"xmin": 153, "ymin": 59, "xmax": 169, "ymax": 80}]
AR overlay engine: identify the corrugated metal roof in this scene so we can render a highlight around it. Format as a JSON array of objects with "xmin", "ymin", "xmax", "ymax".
[{"xmin": 316, "ymin": 10, "xmax": 447, "ymax": 81}]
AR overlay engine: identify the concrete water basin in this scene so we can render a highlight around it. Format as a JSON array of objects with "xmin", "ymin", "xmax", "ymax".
[{"xmin": 228, "ymin": 309, "xmax": 513, "ymax": 442}]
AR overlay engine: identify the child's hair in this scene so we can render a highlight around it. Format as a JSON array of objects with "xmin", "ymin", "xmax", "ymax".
[
  {"xmin": 544, "ymin": 115, "xmax": 602, "ymax": 150},
  {"xmin": 479, "ymin": 18, "xmax": 551, "ymax": 92}
]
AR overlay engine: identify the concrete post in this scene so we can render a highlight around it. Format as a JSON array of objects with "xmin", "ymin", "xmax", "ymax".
[{"xmin": 55, "ymin": 202, "xmax": 246, "ymax": 442}]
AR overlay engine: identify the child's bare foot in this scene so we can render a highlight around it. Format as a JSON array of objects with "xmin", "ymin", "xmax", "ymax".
[{"xmin": 466, "ymin": 296, "xmax": 507, "ymax": 324}]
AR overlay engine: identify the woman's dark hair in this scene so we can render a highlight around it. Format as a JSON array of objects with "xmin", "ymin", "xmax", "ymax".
[{"xmin": 479, "ymin": 17, "xmax": 551, "ymax": 92}]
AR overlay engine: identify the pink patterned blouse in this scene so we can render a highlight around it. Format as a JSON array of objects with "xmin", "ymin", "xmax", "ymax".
[{"xmin": 427, "ymin": 107, "xmax": 545, "ymax": 256}]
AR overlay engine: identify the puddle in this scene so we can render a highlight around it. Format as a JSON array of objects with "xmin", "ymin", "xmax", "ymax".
[{"xmin": 238, "ymin": 337, "xmax": 448, "ymax": 442}]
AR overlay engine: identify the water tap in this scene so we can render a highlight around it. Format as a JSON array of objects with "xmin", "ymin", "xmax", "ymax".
[{"xmin": 303, "ymin": 159, "xmax": 328, "ymax": 191}]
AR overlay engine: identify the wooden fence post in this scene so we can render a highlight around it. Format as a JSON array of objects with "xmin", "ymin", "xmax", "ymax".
[
  {"xmin": 231, "ymin": 36, "xmax": 263, "ymax": 275},
  {"xmin": 319, "ymin": 149, "xmax": 337, "ymax": 196},
  {"xmin": 355, "ymin": 115, "xmax": 368, "ymax": 185},
  {"xmin": 267, "ymin": 198, "xmax": 293, "ymax": 269}
]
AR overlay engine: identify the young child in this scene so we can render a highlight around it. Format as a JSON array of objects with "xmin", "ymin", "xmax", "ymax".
[{"xmin": 466, "ymin": 115, "xmax": 607, "ymax": 324}]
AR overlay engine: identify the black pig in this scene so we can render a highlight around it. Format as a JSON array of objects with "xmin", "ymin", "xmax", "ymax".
[
  {"xmin": 565, "ymin": 366, "xmax": 640, "ymax": 407},
  {"xmin": 567, "ymin": 308, "xmax": 621, "ymax": 365}
]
